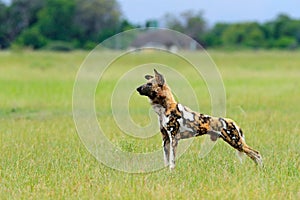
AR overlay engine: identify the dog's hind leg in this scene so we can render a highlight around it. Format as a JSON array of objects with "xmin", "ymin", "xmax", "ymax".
[
  {"xmin": 219, "ymin": 120, "xmax": 262, "ymax": 166},
  {"xmin": 241, "ymin": 144, "xmax": 263, "ymax": 166},
  {"xmin": 220, "ymin": 130, "xmax": 262, "ymax": 166},
  {"xmin": 236, "ymin": 131, "xmax": 263, "ymax": 166}
]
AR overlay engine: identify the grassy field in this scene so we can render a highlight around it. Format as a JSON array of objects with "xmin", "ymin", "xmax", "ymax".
[{"xmin": 0, "ymin": 50, "xmax": 299, "ymax": 199}]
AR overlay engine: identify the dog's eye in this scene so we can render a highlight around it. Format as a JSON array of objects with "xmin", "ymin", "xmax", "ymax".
[{"xmin": 147, "ymin": 83, "xmax": 152, "ymax": 86}]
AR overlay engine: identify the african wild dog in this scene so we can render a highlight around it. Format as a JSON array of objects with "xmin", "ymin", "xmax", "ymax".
[{"xmin": 137, "ymin": 69, "xmax": 262, "ymax": 170}]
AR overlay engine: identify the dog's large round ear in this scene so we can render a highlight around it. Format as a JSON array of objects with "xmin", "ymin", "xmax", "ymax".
[
  {"xmin": 145, "ymin": 75, "xmax": 154, "ymax": 80},
  {"xmin": 154, "ymin": 69, "xmax": 165, "ymax": 86}
]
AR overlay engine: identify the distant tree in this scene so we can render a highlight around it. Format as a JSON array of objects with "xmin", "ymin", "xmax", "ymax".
[
  {"xmin": 119, "ymin": 19, "xmax": 136, "ymax": 31},
  {"xmin": 37, "ymin": 0, "xmax": 76, "ymax": 41},
  {"xmin": 260, "ymin": 21, "xmax": 274, "ymax": 48},
  {"xmin": 164, "ymin": 13, "xmax": 185, "ymax": 33},
  {"xmin": 261, "ymin": 14, "xmax": 300, "ymax": 48},
  {"xmin": 221, "ymin": 24, "xmax": 243, "ymax": 46},
  {"xmin": 284, "ymin": 20, "xmax": 300, "ymax": 43},
  {"xmin": 73, "ymin": 0, "xmax": 121, "ymax": 45},
  {"xmin": 145, "ymin": 20, "xmax": 158, "ymax": 28},
  {"xmin": 273, "ymin": 36, "xmax": 297, "ymax": 49},
  {"xmin": 164, "ymin": 10, "xmax": 207, "ymax": 43},
  {"xmin": 273, "ymin": 14, "xmax": 300, "ymax": 46},
  {"xmin": 221, "ymin": 22, "xmax": 265, "ymax": 48},
  {"xmin": 0, "ymin": 1, "xmax": 9, "ymax": 48},
  {"xmin": 243, "ymin": 23, "xmax": 265, "ymax": 47},
  {"xmin": 203, "ymin": 23, "xmax": 230, "ymax": 47},
  {"xmin": 6, "ymin": 0, "xmax": 45, "ymax": 41},
  {"xmin": 14, "ymin": 26, "xmax": 47, "ymax": 49},
  {"xmin": 181, "ymin": 10, "xmax": 206, "ymax": 41},
  {"xmin": 273, "ymin": 14, "xmax": 291, "ymax": 39}
]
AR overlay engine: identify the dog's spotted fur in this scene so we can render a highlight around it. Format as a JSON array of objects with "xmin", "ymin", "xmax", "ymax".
[{"xmin": 137, "ymin": 69, "xmax": 262, "ymax": 170}]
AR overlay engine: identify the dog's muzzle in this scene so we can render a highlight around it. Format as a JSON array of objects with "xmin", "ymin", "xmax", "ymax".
[
  {"xmin": 136, "ymin": 86, "xmax": 143, "ymax": 95},
  {"xmin": 137, "ymin": 85, "xmax": 154, "ymax": 98}
]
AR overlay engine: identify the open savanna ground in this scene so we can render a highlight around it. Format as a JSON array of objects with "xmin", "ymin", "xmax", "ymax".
[{"xmin": 0, "ymin": 50, "xmax": 299, "ymax": 199}]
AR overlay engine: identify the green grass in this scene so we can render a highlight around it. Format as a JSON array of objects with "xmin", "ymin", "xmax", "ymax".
[{"xmin": 1, "ymin": 50, "xmax": 299, "ymax": 199}]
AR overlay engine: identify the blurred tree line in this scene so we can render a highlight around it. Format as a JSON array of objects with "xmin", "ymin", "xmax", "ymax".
[
  {"xmin": 0, "ymin": 0, "xmax": 134, "ymax": 50},
  {"xmin": 165, "ymin": 11, "xmax": 300, "ymax": 50},
  {"xmin": 1, "ymin": 0, "xmax": 300, "ymax": 50}
]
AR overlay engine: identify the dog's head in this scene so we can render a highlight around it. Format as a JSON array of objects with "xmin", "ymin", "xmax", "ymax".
[
  {"xmin": 137, "ymin": 69, "xmax": 165, "ymax": 98},
  {"xmin": 137, "ymin": 69, "xmax": 174, "ymax": 106}
]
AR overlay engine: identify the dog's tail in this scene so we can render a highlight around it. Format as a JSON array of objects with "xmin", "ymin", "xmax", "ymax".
[{"xmin": 242, "ymin": 144, "xmax": 263, "ymax": 166}]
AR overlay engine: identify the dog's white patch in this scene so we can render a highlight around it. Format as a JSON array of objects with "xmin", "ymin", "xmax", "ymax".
[
  {"xmin": 152, "ymin": 104, "xmax": 165, "ymax": 115},
  {"xmin": 177, "ymin": 118, "xmax": 193, "ymax": 132},
  {"xmin": 162, "ymin": 115, "xmax": 169, "ymax": 127},
  {"xmin": 178, "ymin": 104, "xmax": 194, "ymax": 121},
  {"xmin": 232, "ymin": 121, "xmax": 243, "ymax": 138},
  {"xmin": 220, "ymin": 118, "xmax": 227, "ymax": 129},
  {"xmin": 152, "ymin": 104, "xmax": 169, "ymax": 126},
  {"xmin": 241, "ymin": 134, "xmax": 245, "ymax": 142}
]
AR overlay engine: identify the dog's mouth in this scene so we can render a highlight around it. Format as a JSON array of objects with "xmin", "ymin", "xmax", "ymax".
[
  {"xmin": 137, "ymin": 86, "xmax": 156, "ymax": 99},
  {"xmin": 136, "ymin": 86, "xmax": 143, "ymax": 95}
]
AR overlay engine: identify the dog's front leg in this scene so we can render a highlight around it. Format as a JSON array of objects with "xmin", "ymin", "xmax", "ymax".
[
  {"xmin": 163, "ymin": 114, "xmax": 179, "ymax": 170},
  {"xmin": 161, "ymin": 128, "xmax": 170, "ymax": 166},
  {"xmin": 168, "ymin": 132, "xmax": 178, "ymax": 170}
]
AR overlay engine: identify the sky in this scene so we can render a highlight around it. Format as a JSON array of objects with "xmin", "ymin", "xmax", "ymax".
[{"xmin": 118, "ymin": 0, "xmax": 300, "ymax": 26}]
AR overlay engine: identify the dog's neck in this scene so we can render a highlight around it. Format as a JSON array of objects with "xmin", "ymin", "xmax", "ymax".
[{"xmin": 150, "ymin": 85, "xmax": 177, "ymax": 114}]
